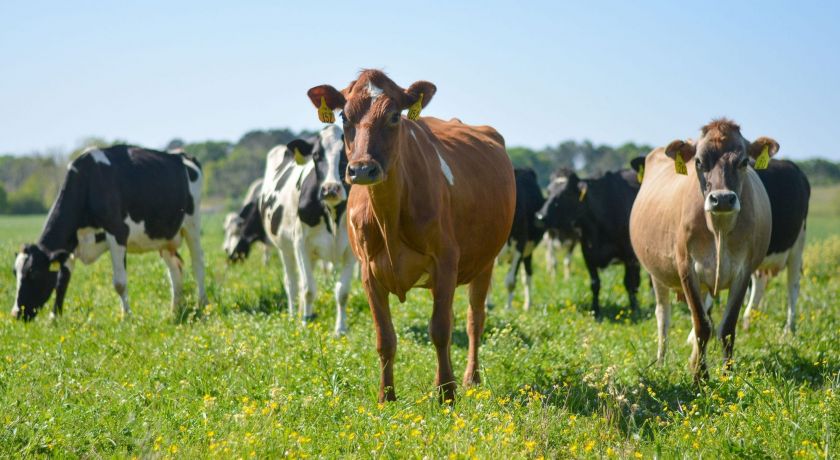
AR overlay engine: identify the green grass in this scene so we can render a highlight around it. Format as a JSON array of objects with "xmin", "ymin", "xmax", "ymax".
[{"xmin": 1, "ymin": 187, "xmax": 839, "ymax": 458}]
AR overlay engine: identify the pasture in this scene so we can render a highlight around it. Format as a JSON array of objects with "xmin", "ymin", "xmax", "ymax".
[{"xmin": 1, "ymin": 187, "xmax": 838, "ymax": 458}]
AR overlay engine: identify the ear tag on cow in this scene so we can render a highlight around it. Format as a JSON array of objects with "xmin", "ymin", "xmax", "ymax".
[
  {"xmin": 578, "ymin": 187, "xmax": 587, "ymax": 202},
  {"xmin": 49, "ymin": 261, "xmax": 60, "ymax": 272},
  {"xmin": 754, "ymin": 145, "xmax": 770, "ymax": 170},
  {"xmin": 674, "ymin": 153, "xmax": 688, "ymax": 175},
  {"xmin": 637, "ymin": 164, "xmax": 645, "ymax": 184},
  {"xmin": 407, "ymin": 93, "xmax": 424, "ymax": 121},
  {"xmin": 318, "ymin": 97, "xmax": 335, "ymax": 123},
  {"xmin": 294, "ymin": 148, "xmax": 306, "ymax": 165}
]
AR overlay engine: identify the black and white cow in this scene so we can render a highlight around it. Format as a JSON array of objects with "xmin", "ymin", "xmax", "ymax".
[
  {"xmin": 258, "ymin": 125, "xmax": 356, "ymax": 335},
  {"xmin": 12, "ymin": 145, "xmax": 206, "ymax": 321},
  {"xmin": 536, "ymin": 166, "xmax": 641, "ymax": 318},
  {"xmin": 223, "ymin": 178, "xmax": 271, "ymax": 264},
  {"xmin": 497, "ymin": 168, "xmax": 545, "ymax": 310},
  {"xmin": 542, "ymin": 170, "xmax": 579, "ymax": 281},
  {"xmin": 742, "ymin": 159, "xmax": 810, "ymax": 333}
]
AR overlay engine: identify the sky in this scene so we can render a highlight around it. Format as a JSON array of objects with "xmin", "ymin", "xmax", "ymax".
[{"xmin": 1, "ymin": 0, "xmax": 839, "ymax": 159}]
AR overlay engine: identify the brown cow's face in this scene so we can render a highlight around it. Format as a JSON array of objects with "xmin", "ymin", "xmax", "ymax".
[
  {"xmin": 665, "ymin": 119, "xmax": 778, "ymax": 232},
  {"xmin": 307, "ymin": 70, "xmax": 436, "ymax": 186}
]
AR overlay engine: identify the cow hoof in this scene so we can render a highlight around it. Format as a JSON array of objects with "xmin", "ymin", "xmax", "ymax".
[
  {"xmin": 302, "ymin": 313, "xmax": 318, "ymax": 323},
  {"xmin": 333, "ymin": 328, "xmax": 347, "ymax": 338}
]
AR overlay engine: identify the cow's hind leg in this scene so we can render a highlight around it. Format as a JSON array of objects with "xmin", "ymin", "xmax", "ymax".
[
  {"xmin": 624, "ymin": 259, "xmax": 641, "ymax": 313},
  {"xmin": 522, "ymin": 255, "xmax": 534, "ymax": 311},
  {"xmin": 333, "ymin": 253, "xmax": 355, "ymax": 336},
  {"xmin": 504, "ymin": 247, "xmax": 521, "ymax": 310},
  {"xmin": 464, "ymin": 263, "xmax": 492, "ymax": 387},
  {"xmin": 105, "ymin": 235, "xmax": 131, "ymax": 317},
  {"xmin": 160, "ymin": 249, "xmax": 184, "ymax": 317},
  {"xmin": 182, "ymin": 217, "xmax": 207, "ymax": 308},
  {"xmin": 563, "ymin": 240, "xmax": 575, "ymax": 281},
  {"xmin": 785, "ymin": 228, "xmax": 806, "ymax": 334},
  {"xmin": 652, "ymin": 279, "xmax": 671, "ymax": 365},
  {"xmin": 294, "ymin": 240, "xmax": 318, "ymax": 324}
]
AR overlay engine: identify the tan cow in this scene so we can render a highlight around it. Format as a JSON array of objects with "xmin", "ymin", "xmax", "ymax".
[
  {"xmin": 307, "ymin": 70, "xmax": 515, "ymax": 403},
  {"xmin": 629, "ymin": 119, "xmax": 775, "ymax": 381}
]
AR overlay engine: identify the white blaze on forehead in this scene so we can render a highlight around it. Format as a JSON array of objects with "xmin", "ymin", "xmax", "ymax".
[
  {"xmin": 87, "ymin": 148, "xmax": 111, "ymax": 165},
  {"xmin": 320, "ymin": 125, "xmax": 346, "ymax": 189},
  {"xmin": 409, "ymin": 128, "xmax": 455, "ymax": 186},
  {"xmin": 366, "ymin": 81, "xmax": 384, "ymax": 101}
]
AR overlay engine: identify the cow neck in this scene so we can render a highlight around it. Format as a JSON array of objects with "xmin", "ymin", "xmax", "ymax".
[{"xmin": 38, "ymin": 170, "xmax": 85, "ymax": 254}]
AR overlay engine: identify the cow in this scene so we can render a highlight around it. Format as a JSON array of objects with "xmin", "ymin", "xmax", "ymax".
[
  {"xmin": 630, "ymin": 119, "xmax": 775, "ymax": 381},
  {"xmin": 741, "ymin": 160, "xmax": 810, "ymax": 333},
  {"xmin": 535, "ymin": 167, "xmax": 642, "ymax": 319},
  {"xmin": 543, "ymin": 171, "xmax": 579, "ymax": 281},
  {"xmin": 258, "ymin": 125, "xmax": 356, "ymax": 336},
  {"xmin": 12, "ymin": 145, "xmax": 206, "ymax": 321},
  {"xmin": 223, "ymin": 178, "xmax": 272, "ymax": 264},
  {"xmin": 496, "ymin": 167, "xmax": 545, "ymax": 310},
  {"xmin": 307, "ymin": 69, "xmax": 515, "ymax": 403}
]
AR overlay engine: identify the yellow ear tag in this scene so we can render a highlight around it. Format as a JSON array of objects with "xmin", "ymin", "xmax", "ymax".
[
  {"xmin": 674, "ymin": 153, "xmax": 688, "ymax": 175},
  {"xmin": 294, "ymin": 148, "xmax": 305, "ymax": 164},
  {"xmin": 754, "ymin": 145, "xmax": 770, "ymax": 170},
  {"xmin": 637, "ymin": 164, "xmax": 645, "ymax": 184},
  {"xmin": 318, "ymin": 97, "xmax": 335, "ymax": 123},
  {"xmin": 578, "ymin": 187, "xmax": 587, "ymax": 202},
  {"xmin": 407, "ymin": 93, "xmax": 424, "ymax": 121},
  {"xmin": 49, "ymin": 261, "xmax": 60, "ymax": 272}
]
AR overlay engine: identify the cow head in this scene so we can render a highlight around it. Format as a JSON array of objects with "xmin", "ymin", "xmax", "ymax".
[
  {"xmin": 290, "ymin": 125, "xmax": 349, "ymax": 206},
  {"xmin": 665, "ymin": 119, "xmax": 778, "ymax": 233},
  {"xmin": 11, "ymin": 244, "xmax": 69, "ymax": 321},
  {"xmin": 307, "ymin": 69, "xmax": 436, "ymax": 186},
  {"xmin": 536, "ymin": 173, "xmax": 587, "ymax": 236},
  {"xmin": 223, "ymin": 210, "xmax": 250, "ymax": 263}
]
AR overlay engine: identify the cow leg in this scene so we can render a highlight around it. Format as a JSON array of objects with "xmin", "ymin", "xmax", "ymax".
[
  {"xmin": 262, "ymin": 243, "xmax": 271, "ymax": 266},
  {"xmin": 277, "ymin": 243, "xmax": 299, "ymax": 318},
  {"xmin": 581, "ymin": 249, "xmax": 601, "ymax": 319},
  {"xmin": 624, "ymin": 259, "xmax": 641, "ymax": 313},
  {"xmin": 785, "ymin": 229, "xmax": 806, "ymax": 334},
  {"xmin": 742, "ymin": 272, "xmax": 767, "ymax": 331},
  {"xmin": 464, "ymin": 263, "xmax": 492, "ymax": 387},
  {"xmin": 563, "ymin": 240, "xmax": 575, "ymax": 281},
  {"xmin": 680, "ymin": 268, "xmax": 711, "ymax": 382},
  {"xmin": 504, "ymin": 248, "xmax": 521, "ymax": 310},
  {"xmin": 718, "ymin": 275, "xmax": 750, "ymax": 372},
  {"xmin": 362, "ymin": 269, "xmax": 396, "ymax": 402},
  {"xmin": 522, "ymin": 255, "xmax": 534, "ymax": 311},
  {"xmin": 430, "ymin": 269, "xmax": 457, "ymax": 403},
  {"xmin": 333, "ymin": 255, "xmax": 355, "ymax": 336},
  {"xmin": 294, "ymin": 241, "xmax": 317, "ymax": 324},
  {"xmin": 182, "ymin": 219, "xmax": 207, "ymax": 308},
  {"xmin": 686, "ymin": 290, "xmax": 713, "ymax": 344},
  {"xmin": 160, "ymin": 249, "xmax": 184, "ymax": 317},
  {"xmin": 50, "ymin": 259, "xmax": 74, "ymax": 320},
  {"xmin": 544, "ymin": 234, "xmax": 557, "ymax": 279},
  {"xmin": 652, "ymin": 279, "xmax": 671, "ymax": 365},
  {"xmin": 105, "ymin": 235, "xmax": 131, "ymax": 317}
]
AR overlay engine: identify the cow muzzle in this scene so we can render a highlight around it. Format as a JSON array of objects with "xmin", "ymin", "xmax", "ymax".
[
  {"xmin": 705, "ymin": 190, "xmax": 740, "ymax": 214},
  {"xmin": 346, "ymin": 161, "xmax": 383, "ymax": 185}
]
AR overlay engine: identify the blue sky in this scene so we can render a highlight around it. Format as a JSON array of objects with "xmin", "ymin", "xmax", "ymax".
[{"xmin": 1, "ymin": 1, "xmax": 839, "ymax": 159}]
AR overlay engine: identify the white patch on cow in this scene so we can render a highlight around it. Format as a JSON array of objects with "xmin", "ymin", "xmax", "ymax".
[
  {"xmin": 11, "ymin": 252, "xmax": 25, "ymax": 316},
  {"xmin": 366, "ymin": 81, "xmax": 383, "ymax": 101},
  {"xmin": 408, "ymin": 127, "xmax": 454, "ymax": 186},
  {"xmin": 89, "ymin": 148, "xmax": 111, "ymax": 166},
  {"xmin": 222, "ymin": 213, "xmax": 243, "ymax": 255},
  {"xmin": 320, "ymin": 125, "xmax": 347, "ymax": 202},
  {"xmin": 124, "ymin": 217, "xmax": 180, "ymax": 252},
  {"xmin": 75, "ymin": 227, "xmax": 108, "ymax": 264}
]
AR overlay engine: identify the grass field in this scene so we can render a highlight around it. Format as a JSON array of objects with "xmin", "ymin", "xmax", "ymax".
[{"xmin": 1, "ymin": 187, "xmax": 839, "ymax": 458}]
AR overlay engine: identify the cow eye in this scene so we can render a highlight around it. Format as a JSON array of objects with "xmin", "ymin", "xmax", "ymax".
[
  {"xmin": 388, "ymin": 112, "xmax": 401, "ymax": 126},
  {"xmin": 739, "ymin": 158, "xmax": 749, "ymax": 168},
  {"xmin": 695, "ymin": 159, "xmax": 704, "ymax": 171}
]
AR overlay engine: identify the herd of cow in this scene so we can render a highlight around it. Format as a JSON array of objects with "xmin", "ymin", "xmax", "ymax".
[{"xmin": 10, "ymin": 70, "xmax": 811, "ymax": 402}]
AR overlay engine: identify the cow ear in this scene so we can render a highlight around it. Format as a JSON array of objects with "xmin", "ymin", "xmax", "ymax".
[
  {"xmin": 665, "ymin": 140, "xmax": 696, "ymax": 175},
  {"xmin": 288, "ymin": 139, "xmax": 315, "ymax": 166},
  {"xmin": 402, "ymin": 81, "xmax": 437, "ymax": 113},
  {"xmin": 748, "ymin": 137, "xmax": 779, "ymax": 170},
  {"xmin": 630, "ymin": 156, "xmax": 645, "ymax": 173},
  {"xmin": 307, "ymin": 85, "xmax": 346, "ymax": 111},
  {"xmin": 50, "ymin": 250, "xmax": 69, "ymax": 264}
]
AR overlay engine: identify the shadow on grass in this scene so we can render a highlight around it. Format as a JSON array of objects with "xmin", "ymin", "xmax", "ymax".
[
  {"xmin": 748, "ymin": 346, "xmax": 839, "ymax": 388},
  {"xmin": 403, "ymin": 318, "xmax": 535, "ymax": 350}
]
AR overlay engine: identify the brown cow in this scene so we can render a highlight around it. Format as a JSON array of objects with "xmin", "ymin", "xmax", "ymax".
[
  {"xmin": 307, "ymin": 70, "xmax": 515, "ymax": 403},
  {"xmin": 629, "ymin": 119, "xmax": 775, "ymax": 381}
]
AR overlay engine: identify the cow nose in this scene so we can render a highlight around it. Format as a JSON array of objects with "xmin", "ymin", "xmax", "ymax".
[
  {"xmin": 347, "ymin": 162, "xmax": 382, "ymax": 185},
  {"xmin": 320, "ymin": 182, "xmax": 343, "ymax": 201},
  {"xmin": 707, "ymin": 191, "xmax": 739, "ymax": 213}
]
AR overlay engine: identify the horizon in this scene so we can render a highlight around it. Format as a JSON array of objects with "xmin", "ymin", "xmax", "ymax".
[{"xmin": 2, "ymin": 1, "xmax": 839, "ymax": 160}]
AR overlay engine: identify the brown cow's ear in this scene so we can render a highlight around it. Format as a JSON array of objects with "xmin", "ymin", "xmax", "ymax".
[
  {"xmin": 748, "ymin": 137, "xmax": 779, "ymax": 160},
  {"xmin": 403, "ymin": 81, "xmax": 437, "ymax": 110},
  {"xmin": 307, "ymin": 85, "xmax": 346, "ymax": 111},
  {"xmin": 665, "ymin": 140, "xmax": 696, "ymax": 175}
]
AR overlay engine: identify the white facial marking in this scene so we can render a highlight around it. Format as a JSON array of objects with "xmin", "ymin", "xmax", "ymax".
[
  {"xmin": 320, "ymin": 126, "xmax": 346, "ymax": 201},
  {"xmin": 89, "ymin": 148, "xmax": 111, "ymax": 166},
  {"xmin": 366, "ymin": 81, "xmax": 383, "ymax": 101}
]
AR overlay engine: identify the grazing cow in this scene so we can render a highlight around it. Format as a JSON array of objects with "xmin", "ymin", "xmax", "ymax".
[
  {"xmin": 543, "ymin": 171, "xmax": 579, "ymax": 281},
  {"xmin": 258, "ymin": 125, "xmax": 356, "ymax": 336},
  {"xmin": 496, "ymin": 167, "xmax": 545, "ymax": 310},
  {"xmin": 630, "ymin": 119, "xmax": 774, "ymax": 380},
  {"xmin": 223, "ymin": 179, "xmax": 272, "ymax": 264},
  {"xmin": 307, "ymin": 69, "xmax": 515, "ymax": 403},
  {"xmin": 12, "ymin": 145, "xmax": 206, "ymax": 321},
  {"xmin": 742, "ymin": 160, "xmax": 810, "ymax": 333},
  {"xmin": 535, "ymin": 167, "xmax": 641, "ymax": 318}
]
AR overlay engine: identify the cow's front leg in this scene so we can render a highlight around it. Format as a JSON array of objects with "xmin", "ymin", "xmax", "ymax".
[
  {"xmin": 277, "ymin": 242, "xmax": 299, "ymax": 318},
  {"xmin": 742, "ymin": 272, "xmax": 767, "ymax": 331},
  {"xmin": 563, "ymin": 240, "xmax": 575, "ymax": 281},
  {"xmin": 680, "ymin": 264, "xmax": 711, "ymax": 382},
  {"xmin": 624, "ymin": 259, "xmax": 641, "ymax": 313},
  {"xmin": 431, "ymin": 264, "xmax": 457, "ymax": 403},
  {"xmin": 294, "ymin": 239, "xmax": 317, "ymax": 324},
  {"xmin": 718, "ymin": 274, "xmax": 750, "ymax": 373},
  {"xmin": 581, "ymin": 247, "xmax": 601, "ymax": 319},
  {"xmin": 362, "ymin": 268, "xmax": 396, "ymax": 402},
  {"xmin": 51, "ymin": 263, "xmax": 73, "ymax": 319},
  {"xmin": 333, "ymin": 254, "xmax": 355, "ymax": 336},
  {"xmin": 160, "ymin": 249, "xmax": 184, "ymax": 317},
  {"xmin": 522, "ymin": 255, "xmax": 534, "ymax": 311},
  {"xmin": 105, "ymin": 235, "xmax": 131, "ymax": 317}
]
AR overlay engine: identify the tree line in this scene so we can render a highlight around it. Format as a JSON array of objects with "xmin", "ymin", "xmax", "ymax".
[{"xmin": 2, "ymin": 130, "xmax": 839, "ymax": 214}]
